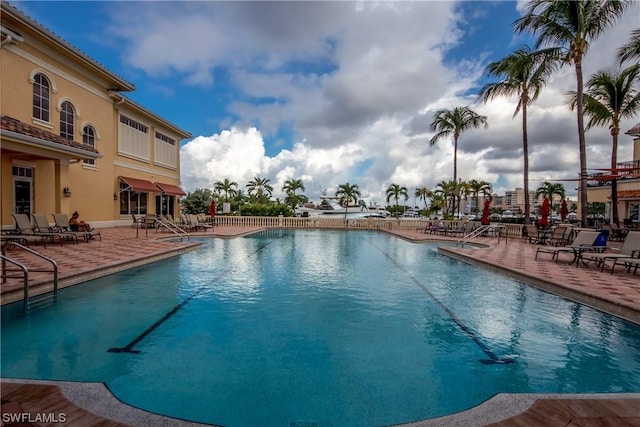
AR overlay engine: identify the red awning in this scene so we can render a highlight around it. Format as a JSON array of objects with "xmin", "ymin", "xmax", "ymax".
[
  {"xmin": 155, "ymin": 182, "xmax": 186, "ymax": 196},
  {"xmin": 120, "ymin": 176, "xmax": 158, "ymax": 193}
]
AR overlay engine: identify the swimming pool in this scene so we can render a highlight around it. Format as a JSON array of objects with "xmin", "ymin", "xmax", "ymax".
[{"xmin": 2, "ymin": 229, "xmax": 640, "ymax": 426}]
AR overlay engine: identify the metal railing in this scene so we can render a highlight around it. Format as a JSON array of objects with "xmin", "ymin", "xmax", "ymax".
[{"xmin": 1, "ymin": 241, "xmax": 58, "ymax": 314}]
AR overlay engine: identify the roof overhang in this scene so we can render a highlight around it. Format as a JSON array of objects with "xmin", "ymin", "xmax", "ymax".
[{"xmin": 1, "ymin": 130, "xmax": 102, "ymax": 160}]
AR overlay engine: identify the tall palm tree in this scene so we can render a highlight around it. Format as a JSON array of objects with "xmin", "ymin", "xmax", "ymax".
[
  {"xmin": 429, "ymin": 106, "xmax": 488, "ymax": 187},
  {"xmin": 569, "ymin": 64, "xmax": 640, "ymax": 226},
  {"xmin": 386, "ymin": 183, "xmax": 409, "ymax": 218},
  {"xmin": 214, "ymin": 178, "xmax": 238, "ymax": 202},
  {"xmin": 335, "ymin": 182, "xmax": 361, "ymax": 218},
  {"xmin": 282, "ymin": 178, "xmax": 308, "ymax": 211},
  {"xmin": 246, "ymin": 176, "xmax": 273, "ymax": 203},
  {"xmin": 415, "ymin": 186, "xmax": 432, "ymax": 210},
  {"xmin": 515, "ymin": 0, "xmax": 631, "ymax": 227},
  {"xmin": 467, "ymin": 179, "xmax": 493, "ymax": 215},
  {"xmin": 477, "ymin": 46, "xmax": 560, "ymax": 224},
  {"xmin": 618, "ymin": 28, "xmax": 640, "ymax": 64}
]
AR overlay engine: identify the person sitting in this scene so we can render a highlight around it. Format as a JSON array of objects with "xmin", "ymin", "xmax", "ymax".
[{"xmin": 69, "ymin": 211, "xmax": 92, "ymax": 232}]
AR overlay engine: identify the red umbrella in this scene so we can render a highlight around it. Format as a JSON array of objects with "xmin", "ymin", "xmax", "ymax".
[
  {"xmin": 481, "ymin": 199, "xmax": 491, "ymax": 225},
  {"xmin": 560, "ymin": 199, "xmax": 568, "ymax": 222},
  {"xmin": 209, "ymin": 199, "xmax": 216, "ymax": 217},
  {"xmin": 539, "ymin": 197, "xmax": 550, "ymax": 227}
]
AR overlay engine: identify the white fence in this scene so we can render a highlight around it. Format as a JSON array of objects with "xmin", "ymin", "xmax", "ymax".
[{"xmin": 213, "ymin": 216, "xmax": 524, "ymax": 238}]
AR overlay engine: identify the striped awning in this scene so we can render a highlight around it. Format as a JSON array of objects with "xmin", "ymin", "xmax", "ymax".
[
  {"xmin": 155, "ymin": 182, "xmax": 186, "ymax": 196},
  {"xmin": 119, "ymin": 176, "xmax": 158, "ymax": 193}
]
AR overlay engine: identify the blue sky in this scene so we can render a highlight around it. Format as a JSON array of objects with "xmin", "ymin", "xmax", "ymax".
[{"xmin": 14, "ymin": 1, "xmax": 639, "ymax": 204}]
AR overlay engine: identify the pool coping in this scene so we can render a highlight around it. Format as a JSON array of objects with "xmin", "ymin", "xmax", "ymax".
[{"xmin": 2, "ymin": 378, "xmax": 638, "ymax": 427}]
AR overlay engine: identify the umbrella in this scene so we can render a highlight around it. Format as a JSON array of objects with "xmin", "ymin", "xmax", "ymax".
[
  {"xmin": 560, "ymin": 199, "xmax": 568, "ymax": 222},
  {"xmin": 209, "ymin": 199, "xmax": 216, "ymax": 217},
  {"xmin": 539, "ymin": 197, "xmax": 550, "ymax": 227},
  {"xmin": 481, "ymin": 199, "xmax": 491, "ymax": 225}
]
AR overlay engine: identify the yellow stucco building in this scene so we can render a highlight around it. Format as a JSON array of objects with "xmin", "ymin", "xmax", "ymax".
[{"xmin": 1, "ymin": 2, "xmax": 191, "ymax": 229}]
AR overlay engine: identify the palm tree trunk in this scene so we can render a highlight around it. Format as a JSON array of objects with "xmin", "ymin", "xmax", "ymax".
[
  {"xmin": 575, "ymin": 58, "xmax": 589, "ymax": 227},
  {"xmin": 522, "ymin": 100, "xmax": 530, "ymax": 225},
  {"xmin": 453, "ymin": 137, "xmax": 458, "ymax": 215},
  {"xmin": 611, "ymin": 127, "xmax": 619, "ymax": 226}
]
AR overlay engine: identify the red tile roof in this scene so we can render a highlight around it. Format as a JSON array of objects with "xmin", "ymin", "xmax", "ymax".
[
  {"xmin": 617, "ymin": 190, "xmax": 640, "ymax": 200},
  {"xmin": 1, "ymin": 115, "xmax": 99, "ymax": 155},
  {"xmin": 627, "ymin": 123, "xmax": 640, "ymax": 136}
]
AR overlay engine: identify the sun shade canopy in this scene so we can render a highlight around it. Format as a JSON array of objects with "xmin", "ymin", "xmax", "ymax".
[
  {"xmin": 155, "ymin": 182, "xmax": 186, "ymax": 196},
  {"xmin": 119, "ymin": 176, "xmax": 158, "ymax": 193}
]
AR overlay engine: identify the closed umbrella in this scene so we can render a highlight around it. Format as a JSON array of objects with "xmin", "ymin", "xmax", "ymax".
[
  {"xmin": 481, "ymin": 199, "xmax": 491, "ymax": 225},
  {"xmin": 560, "ymin": 199, "xmax": 568, "ymax": 222},
  {"xmin": 539, "ymin": 197, "xmax": 550, "ymax": 227},
  {"xmin": 209, "ymin": 199, "xmax": 216, "ymax": 217}
]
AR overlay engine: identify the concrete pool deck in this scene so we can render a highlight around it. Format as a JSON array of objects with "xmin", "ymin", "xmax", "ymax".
[{"xmin": 1, "ymin": 225, "xmax": 639, "ymax": 426}]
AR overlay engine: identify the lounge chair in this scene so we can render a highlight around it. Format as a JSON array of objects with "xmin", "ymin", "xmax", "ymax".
[
  {"xmin": 31, "ymin": 213, "xmax": 78, "ymax": 244},
  {"xmin": 186, "ymin": 214, "xmax": 212, "ymax": 232},
  {"xmin": 602, "ymin": 223, "xmax": 628, "ymax": 242},
  {"xmin": 51, "ymin": 213, "xmax": 101, "ymax": 242},
  {"xmin": 447, "ymin": 221, "xmax": 474, "ymax": 237},
  {"xmin": 535, "ymin": 231, "xmax": 601, "ymax": 264},
  {"xmin": 10, "ymin": 213, "xmax": 67, "ymax": 247},
  {"xmin": 611, "ymin": 256, "xmax": 640, "ymax": 275},
  {"xmin": 547, "ymin": 226, "xmax": 571, "ymax": 247},
  {"xmin": 578, "ymin": 231, "xmax": 640, "ymax": 272}
]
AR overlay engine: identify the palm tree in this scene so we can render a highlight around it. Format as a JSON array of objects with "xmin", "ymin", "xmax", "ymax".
[
  {"xmin": 428, "ymin": 193, "xmax": 446, "ymax": 216},
  {"xmin": 415, "ymin": 186, "xmax": 432, "ymax": 210},
  {"xmin": 515, "ymin": 0, "xmax": 631, "ymax": 227},
  {"xmin": 569, "ymin": 64, "xmax": 640, "ymax": 226},
  {"xmin": 430, "ymin": 106, "xmax": 487, "ymax": 214},
  {"xmin": 282, "ymin": 178, "xmax": 308, "ymax": 212},
  {"xmin": 477, "ymin": 46, "xmax": 560, "ymax": 224},
  {"xmin": 335, "ymin": 182, "xmax": 361, "ymax": 218},
  {"xmin": 434, "ymin": 180, "xmax": 458, "ymax": 217},
  {"xmin": 536, "ymin": 181, "xmax": 566, "ymax": 212},
  {"xmin": 386, "ymin": 183, "xmax": 409, "ymax": 218},
  {"xmin": 618, "ymin": 28, "xmax": 640, "ymax": 64},
  {"xmin": 246, "ymin": 176, "xmax": 273, "ymax": 203},
  {"xmin": 467, "ymin": 179, "xmax": 493, "ymax": 215},
  {"xmin": 214, "ymin": 178, "xmax": 238, "ymax": 202}
]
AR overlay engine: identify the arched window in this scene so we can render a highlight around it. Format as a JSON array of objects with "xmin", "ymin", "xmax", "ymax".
[
  {"xmin": 82, "ymin": 125, "xmax": 96, "ymax": 165},
  {"xmin": 60, "ymin": 101, "xmax": 75, "ymax": 140},
  {"xmin": 33, "ymin": 73, "xmax": 50, "ymax": 122}
]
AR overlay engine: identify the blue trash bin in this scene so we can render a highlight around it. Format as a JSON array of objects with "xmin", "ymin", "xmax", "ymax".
[{"xmin": 595, "ymin": 229, "xmax": 608, "ymax": 248}]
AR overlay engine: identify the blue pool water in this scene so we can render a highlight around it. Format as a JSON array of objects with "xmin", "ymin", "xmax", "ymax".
[{"xmin": 2, "ymin": 230, "xmax": 640, "ymax": 426}]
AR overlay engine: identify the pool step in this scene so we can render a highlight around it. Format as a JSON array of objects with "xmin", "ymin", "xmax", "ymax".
[
  {"xmin": 27, "ymin": 292, "xmax": 57, "ymax": 311},
  {"xmin": 290, "ymin": 421, "xmax": 319, "ymax": 427}
]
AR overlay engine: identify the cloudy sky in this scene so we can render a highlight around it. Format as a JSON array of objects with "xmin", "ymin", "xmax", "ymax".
[{"xmin": 19, "ymin": 1, "xmax": 640, "ymax": 205}]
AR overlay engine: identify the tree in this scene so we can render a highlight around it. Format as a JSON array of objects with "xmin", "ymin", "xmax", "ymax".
[
  {"xmin": 282, "ymin": 178, "xmax": 308, "ymax": 212},
  {"xmin": 335, "ymin": 183, "xmax": 361, "ymax": 218},
  {"xmin": 515, "ymin": 0, "xmax": 631, "ymax": 226},
  {"xmin": 429, "ymin": 106, "xmax": 488, "ymax": 214},
  {"xmin": 477, "ymin": 46, "xmax": 560, "ymax": 224},
  {"xmin": 570, "ymin": 64, "xmax": 640, "ymax": 225},
  {"xmin": 618, "ymin": 28, "xmax": 640, "ymax": 64},
  {"xmin": 415, "ymin": 186, "xmax": 432, "ymax": 209},
  {"xmin": 182, "ymin": 188, "xmax": 213, "ymax": 214},
  {"xmin": 246, "ymin": 176, "xmax": 273, "ymax": 203},
  {"xmin": 214, "ymin": 178, "xmax": 238, "ymax": 202},
  {"xmin": 386, "ymin": 183, "xmax": 409, "ymax": 218},
  {"xmin": 535, "ymin": 181, "xmax": 566, "ymax": 211},
  {"xmin": 467, "ymin": 179, "xmax": 493, "ymax": 215},
  {"xmin": 434, "ymin": 180, "xmax": 459, "ymax": 217}
]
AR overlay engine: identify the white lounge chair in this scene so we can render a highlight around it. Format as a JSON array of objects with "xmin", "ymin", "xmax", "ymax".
[
  {"xmin": 578, "ymin": 231, "xmax": 640, "ymax": 272},
  {"xmin": 535, "ymin": 231, "xmax": 601, "ymax": 264}
]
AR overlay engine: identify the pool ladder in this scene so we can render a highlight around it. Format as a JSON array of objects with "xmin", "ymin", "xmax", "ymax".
[
  {"xmin": 1, "ymin": 241, "xmax": 58, "ymax": 314},
  {"xmin": 156, "ymin": 217, "xmax": 190, "ymax": 241},
  {"xmin": 456, "ymin": 224, "xmax": 493, "ymax": 246}
]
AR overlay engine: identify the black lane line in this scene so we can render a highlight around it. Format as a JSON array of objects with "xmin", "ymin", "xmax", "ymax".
[
  {"xmin": 366, "ymin": 238, "xmax": 514, "ymax": 365},
  {"xmin": 108, "ymin": 233, "xmax": 289, "ymax": 354}
]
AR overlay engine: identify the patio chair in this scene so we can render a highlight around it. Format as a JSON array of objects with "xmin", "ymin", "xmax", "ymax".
[
  {"xmin": 547, "ymin": 226, "xmax": 571, "ymax": 247},
  {"xmin": 31, "ymin": 213, "xmax": 78, "ymax": 244},
  {"xmin": 131, "ymin": 214, "xmax": 145, "ymax": 228},
  {"xmin": 51, "ymin": 213, "xmax": 101, "ymax": 242},
  {"xmin": 524, "ymin": 225, "xmax": 540, "ymax": 244},
  {"xmin": 535, "ymin": 231, "xmax": 601, "ymax": 264},
  {"xmin": 187, "ymin": 214, "xmax": 212, "ymax": 232},
  {"xmin": 578, "ymin": 231, "xmax": 640, "ymax": 272}
]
